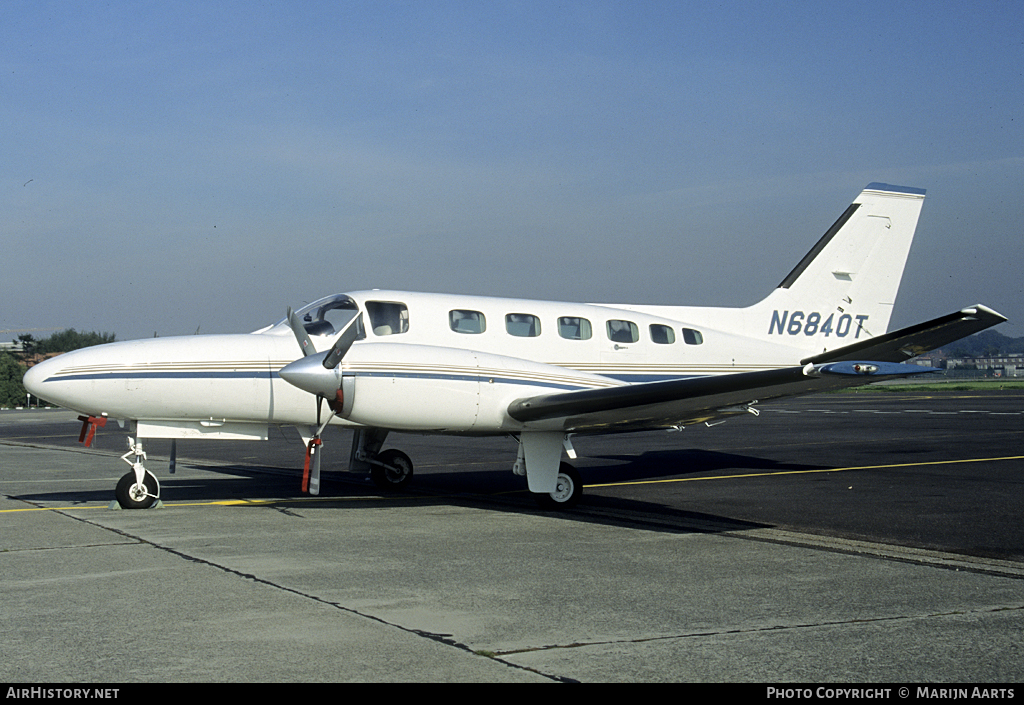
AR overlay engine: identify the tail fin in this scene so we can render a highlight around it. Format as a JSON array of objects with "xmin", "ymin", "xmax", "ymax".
[{"xmin": 753, "ymin": 183, "xmax": 926, "ymax": 342}]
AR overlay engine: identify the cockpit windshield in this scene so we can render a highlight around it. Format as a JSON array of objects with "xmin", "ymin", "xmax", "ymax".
[{"xmin": 271, "ymin": 294, "xmax": 361, "ymax": 338}]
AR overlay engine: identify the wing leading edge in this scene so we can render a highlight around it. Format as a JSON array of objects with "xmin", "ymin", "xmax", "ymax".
[{"xmin": 507, "ymin": 304, "xmax": 1007, "ymax": 433}]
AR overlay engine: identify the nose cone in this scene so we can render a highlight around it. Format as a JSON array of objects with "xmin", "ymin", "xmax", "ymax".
[
  {"xmin": 279, "ymin": 352, "xmax": 341, "ymax": 398},
  {"xmin": 22, "ymin": 348, "xmax": 103, "ymax": 413},
  {"xmin": 23, "ymin": 355, "xmax": 59, "ymax": 398}
]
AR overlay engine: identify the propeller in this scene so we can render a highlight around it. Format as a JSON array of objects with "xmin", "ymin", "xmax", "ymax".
[
  {"xmin": 280, "ymin": 309, "xmax": 363, "ymax": 496},
  {"xmin": 287, "ymin": 306, "xmax": 317, "ymax": 357}
]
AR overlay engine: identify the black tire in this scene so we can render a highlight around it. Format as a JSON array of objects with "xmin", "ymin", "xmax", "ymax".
[
  {"xmin": 115, "ymin": 470, "xmax": 159, "ymax": 509},
  {"xmin": 535, "ymin": 463, "xmax": 582, "ymax": 510},
  {"xmin": 370, "ymin": 449, "xmax": 413, "ymax": 491}
]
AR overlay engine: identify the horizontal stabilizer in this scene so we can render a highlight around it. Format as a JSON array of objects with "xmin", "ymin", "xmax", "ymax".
[{"xmin": 801, "ymin": 304, "xmax": 1007, "ymax": 365}]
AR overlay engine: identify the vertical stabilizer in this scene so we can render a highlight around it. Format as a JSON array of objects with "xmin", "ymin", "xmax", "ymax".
[{"xmin": 753, "ymin": 183, "xmax": 926, "ymax": 344}]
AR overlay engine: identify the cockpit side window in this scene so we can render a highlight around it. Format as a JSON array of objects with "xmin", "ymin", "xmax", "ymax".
[
  {"xmin": 297, "ymin": 295, "xmax": 360, "ymax": 338},
  {"xmin": 366, "ymin": 301, "xmax": 409, "ymax": 336},
  {"xmin": 682, "ymin": 328, "xmax": 704, "ymax": 345}
]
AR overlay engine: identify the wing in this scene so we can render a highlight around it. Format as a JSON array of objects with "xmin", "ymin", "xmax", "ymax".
[{"xmin": 507, "ymin": 304, "xmax": 1007, "ymax": 433}]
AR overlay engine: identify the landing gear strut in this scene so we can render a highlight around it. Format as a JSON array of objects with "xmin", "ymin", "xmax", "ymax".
[
  {"xmin": 513, "ymin": 432, "xmax": 584, "ymax": 510},
  {"xmin": 115, "ymin": 438, "xmax": 160, "ymax": 509}
]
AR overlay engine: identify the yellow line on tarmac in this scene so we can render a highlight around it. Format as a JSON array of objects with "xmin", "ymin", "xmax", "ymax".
[
  {"xmin": 583, "ymin": 455, "xmax": 1024, "ymax": 489},
  {"xmin": 0, "ymin": 494, "xmax": 417, "ymax": 513},
  {"xmin": 0, "ymin": 505, "xmax": 111, "ymax": 513},
  {"xmin": 165, "ymin": 495, "xmax": 410, "ymax": 508}
]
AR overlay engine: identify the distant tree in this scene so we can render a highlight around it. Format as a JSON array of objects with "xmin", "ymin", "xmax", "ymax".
[
  {"xmin": 34, "ymin": 329, "xmax": 116, "ymax": 355},
  {"xmin": 938, "ymin": 330, "xmax": 1024, "ymax": 358},
  {"xmin": 15, "ymin": 334, "xmax": 36, "ymax": 361},
  {"xmin": 0, "ymin": 352, "xmax": 27, "ymax": 408}
]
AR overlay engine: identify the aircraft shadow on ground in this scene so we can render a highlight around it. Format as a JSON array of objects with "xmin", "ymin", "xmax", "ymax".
[
  {"xmin": 578, "ymin": 447, "xmax": 828, "ymax": 483},
  {"xmin": 12, "ymin": 447, "xmax": 820, "ymax": 535},
  {"xmin": 407, "ymin": 446, "xmax": 828, "ymax": 532}
]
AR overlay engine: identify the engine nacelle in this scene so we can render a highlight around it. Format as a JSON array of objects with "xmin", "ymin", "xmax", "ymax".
[
  {"xmin": 338, "ymin": 343, "xmax": 480, "ymax": 431},
  {"xmin": 337, "ymin": 343, "xmax": 613, "ymax": 433}
]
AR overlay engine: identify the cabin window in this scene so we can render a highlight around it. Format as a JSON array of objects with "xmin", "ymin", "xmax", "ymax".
[
  {"xmin": 450, "ymin": 310, "xmax": 486, "ymax": 334},
  {"xmin": 650, "ymin": 324, "xmax": 675, "ymax": 344},
  {"xmin": 606, "ymin": 319, "xmax": 639, "ymax": 344},
  {"xmin": 506, "ymin": 313, "xmax": 541, "ymax": 337},
  {"xmin": 366, "ymin": 301, "xmax": 409, "ymax": 336},
  {"xmin": 558, "ymin": 316, "xmax": 592, "ymax": 340},
  {"xmin": 682, "ymin": 328, "xmax": 704, "ymax": 345}
]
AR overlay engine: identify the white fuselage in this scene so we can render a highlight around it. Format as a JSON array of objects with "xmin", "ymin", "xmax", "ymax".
[{"xmin": 24, "ymin": 289, "xmax": 810, "ymax": 437}]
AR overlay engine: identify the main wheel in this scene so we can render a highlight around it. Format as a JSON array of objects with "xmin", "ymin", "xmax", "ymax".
[
  {"xmin": 370, "ymin": 449, "xmax": 413, "ymax": 491},
  {"xmin": 535, "ymin": 463, "xmax": 582, "ymax": 510},
  {"xmin": 115, "ymin": 470, "xmax": 159, "ymax": 509}
]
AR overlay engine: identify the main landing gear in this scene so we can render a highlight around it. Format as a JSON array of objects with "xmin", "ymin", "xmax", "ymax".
[
  {"xmin": 511, "ymin": 433, "xmax": 584, "ymax": 510},
  {"xmin": 369, "ymin": 448, "xmax": 414, "ymax": 491},
  {"xmin": 534, "ymin": 462, "xmax": 583, "ymax": 510},
  {"xmin": 361, "ymin": 443, "xmax": 582, "ymax": 508},
  {"xmin": 351, "ymin": 428, "xmax": 583, "ymax": 509},
  {"xmin": 349, "ymin": 428, "xmax": 414, "ymax": 492}
]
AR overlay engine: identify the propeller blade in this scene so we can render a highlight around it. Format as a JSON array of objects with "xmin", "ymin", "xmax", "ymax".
[
  {"xmin": 303, "ymin": 436, "xmax": 321, "ymax": 494},
  {"xmin": 287, "ymin": 306, "xmax": 317, "ymax": 357},
  {"xmin": 299, "ymin": 396, "xmax": 335, "ymax": 495},
  {"xmin": 323, "ymin": 312, "xmax": 362, "ymax": 369},
  {"xmin": 309, "ymin": 440, "xmax": 321, "ymax": 495}
]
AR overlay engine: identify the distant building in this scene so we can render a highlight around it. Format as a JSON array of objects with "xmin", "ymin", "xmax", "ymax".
[{"xmin": 945, "ymin": 354, "xmax": 1023, "ymax": 377}]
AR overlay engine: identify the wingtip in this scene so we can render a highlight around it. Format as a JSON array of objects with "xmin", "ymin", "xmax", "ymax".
[{"xmin": 961, "ymin": 304, "xmax": 1008, "ymax": 323}]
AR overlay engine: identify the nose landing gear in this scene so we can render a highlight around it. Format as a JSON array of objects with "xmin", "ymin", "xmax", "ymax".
[{"xmin": 114, "ymin": 438, "xmax": 160, "ymax": 509}]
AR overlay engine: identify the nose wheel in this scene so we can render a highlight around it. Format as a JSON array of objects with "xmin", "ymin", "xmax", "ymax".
[{"xmin": 115, "ymin": 469, "xmax": 159, "ymax": 509}]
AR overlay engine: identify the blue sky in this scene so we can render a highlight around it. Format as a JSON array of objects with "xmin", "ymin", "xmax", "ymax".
[{"xmin": 3, "ymin": 1, "xmax": 1022, "ymax": 340}]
